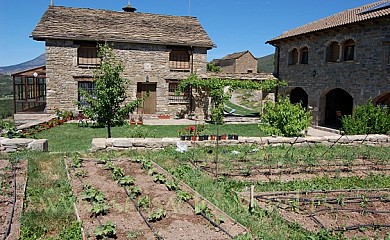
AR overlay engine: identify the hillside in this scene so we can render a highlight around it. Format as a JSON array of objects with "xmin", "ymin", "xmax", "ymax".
[
  {"xmin": 0, "ymin": 74, "xmax": 13, "ymax": 97},
  {"xmin": 257, "ymin": 53, "xmax": 274, "ymax": 73},
  {"xmin": 0, "ymin": 53, "xmax": 45, "ymax": 75}
]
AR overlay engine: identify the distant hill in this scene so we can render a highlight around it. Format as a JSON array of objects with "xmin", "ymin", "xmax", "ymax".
[
  {"xmin": 0, "ymin": 54, "xmax": 45, "ymax": 75},
  {"xmin": 0, "ymin": 74, "xmax": 13, "ymax": 97},
  {"xmin": 257, "ymin": 54, "xmax": 274, "ymax": 73}
]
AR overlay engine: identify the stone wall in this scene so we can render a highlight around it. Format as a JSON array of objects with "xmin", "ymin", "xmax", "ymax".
[
  {"xmin": 274, "ymin": 17, "xmax": 390, "ymax": 125},
  {"xmin": 91, "ymin": 134, "xmax": 390, "ymax": 151},
  {"xmin": 45, "ymin": 40, "xmax": 209, "ymax": 115},
  {"xmin": 0, "ymin": 138, "xmax": 48, "ymax": 153},
  {"xmin": 235, "ymin": 52, "xmax": 258, "ymax": 73}
]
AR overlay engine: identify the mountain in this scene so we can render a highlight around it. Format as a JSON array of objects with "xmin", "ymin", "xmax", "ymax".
[
  {"xmin": 257, "ymin": 54, "xmax": 274, "ymax": 73},
  {"xmin": 0, "ymin": 54, "xmax": 46, "ymax": 75}
]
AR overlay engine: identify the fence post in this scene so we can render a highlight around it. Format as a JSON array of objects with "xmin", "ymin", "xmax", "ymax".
[{"xmin": 249, "ymin": 185, "xmax": 254, "ymax": 211}]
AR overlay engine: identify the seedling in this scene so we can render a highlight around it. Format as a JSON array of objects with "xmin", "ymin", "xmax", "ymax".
[
  {"xmin": 97, "ymin": 156, "xmax": 109, "ymax": 164},
  {"xmin": 176, "ymin": 190, "xmax": 192, "ymax": 203},
  {"xmin": 118, "ymin": 175, "xmax": 135, "ymax": 186},
  {"xmin": 75, "ymin": 170, "xmax": 88, "ymax": 178},
  {"xmin": 153, "ymin": 173, "xmax": 166, "ymax": 184},
  {"xmin": 111, "ymin": 167, "xmax": 125, "ymax": 181},
  {"xmin": 104, "ymin": 161, "xmax": 116, "ymax": 170},
  {"xmin": 71, "ymin": 156, "xmax": 82, "ymax": 168},
  {"xmin": 165, "ymin": 180, "xmax": 178, "ymax": 191},
  {"xmin": 81, "ymin": 185, "xmax": 105, "ymax": 203},
  {"xmin": 148, "ymin": 208, "xmax": 166, "ymax": 222},
  {"xmin": 91, "ymin": 202, "xmax": 110, "ymax": 216},
  {"xmin": 195, "ymin": 201, "xmax": 213, "ymax": 218},
  {"xmin": 127, "ymin": 186, "xmax": 141, "ymax": 199},
  {"xmin": 141, "ymin": 159, "xmax": 152, "ymax": 170},
  {"xmin": 94, "ymin": 221, "xmax": 116, "ymax": 239},
  {"xmin": 137, "ymin": 195, "xmax": 150, "ymax": 210}
]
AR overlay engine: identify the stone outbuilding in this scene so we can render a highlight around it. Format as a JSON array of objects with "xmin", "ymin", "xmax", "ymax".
[
  {"xmin": 30, "ymin": 4, "xmax": 215, "ymax": 117},
  {"xmin": 212, "ymin": 50, "xmax": 258, "ymax": 74},
  {"xmin": 267, "ymin": 1, "xmax": 390, "ymax": 127}
]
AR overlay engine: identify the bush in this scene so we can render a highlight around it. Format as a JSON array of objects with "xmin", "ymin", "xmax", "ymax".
[
  {"xmin": 259, "ymin": 97, "xmax": 311, "ymax": 137},
  {"xmin": 342, "ymin": 100, "xmax": 390, "ymax": 135}
]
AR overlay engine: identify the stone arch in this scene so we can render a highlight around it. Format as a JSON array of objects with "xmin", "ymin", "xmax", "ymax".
[
  {"xmin": 374, "ymin": 92, "xmax": 390, "ymax": 109},
  {"xmin": 289, "ymin": 87, "xmax": 308, "ymax": 110},
  {"xmin": 321, "ymin": 88, "xmax": 353, "ymax": 127}
]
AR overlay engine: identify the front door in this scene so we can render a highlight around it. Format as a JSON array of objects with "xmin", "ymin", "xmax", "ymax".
[{"xmin": 137, "ymin": 82, "xmax": 157, "ymax": 114}]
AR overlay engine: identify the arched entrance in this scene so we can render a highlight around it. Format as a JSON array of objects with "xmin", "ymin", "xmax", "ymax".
[
  {"xmin": 324, "ymin": 88, "xmax": 353, "ymax": 127},
  {"xmin": 375, "ymin": 92, "xmax": 390, "ymax": 109},
  {"xmin": 289, "ymin": 87, "xmax": 308, "ymax": 109}
]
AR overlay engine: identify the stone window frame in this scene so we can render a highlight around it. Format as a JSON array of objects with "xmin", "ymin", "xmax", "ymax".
[
  {"xmin": 326, "ymin": 41, "xmax": 340, "ymax": 63},
  {"xmin": 76, "ymin": 42, "xmax": 100, "ymax": 67},
  {"xmin": 343, "ymin": 39, "xmax": 355, "ymax": 62},
  {"xmin": 300, "ymin": 46, "xmax": 309, "ymax": 64},
  {"xmin": 288, "ymin": 48, "xmax": 299, "ymax": 65},
  {"xmin": 169, "ymin": 47, "xmax": 191, "ymax": 72},
  {"xmin": 77, "ymin": 78, "xmax": 96, "ymax": 107}
]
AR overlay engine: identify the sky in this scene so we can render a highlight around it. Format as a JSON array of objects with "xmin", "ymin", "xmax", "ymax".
[{"xmin": 0, "ymin": 0, "xmax": 378, "ymax": 66}]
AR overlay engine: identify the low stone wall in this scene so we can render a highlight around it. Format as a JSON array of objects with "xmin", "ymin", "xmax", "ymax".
[
  {"xmin": 92, "ymin": 134, "xmax": 390, "ymax": 151},
  {"xmin": 0, "ymin": 138, "xmax": 48, "ymax": 153}
]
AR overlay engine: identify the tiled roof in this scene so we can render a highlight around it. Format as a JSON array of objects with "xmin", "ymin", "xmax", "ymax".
[
  {"xmin": 267, "ymin": 0, "xmax": 390, "ymax": 44},
  {"xmin": 32, "ymin": 6, "xmax": 215, "ymax": 48},
  {"xmin": 222, "ymin": 50, "xmax": 251, "ymax": 60}
]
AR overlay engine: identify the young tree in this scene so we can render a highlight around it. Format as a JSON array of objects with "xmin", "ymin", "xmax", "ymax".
[{"xmin": 80, "ymin": 43, "xmax": 144, "ymax": 138}]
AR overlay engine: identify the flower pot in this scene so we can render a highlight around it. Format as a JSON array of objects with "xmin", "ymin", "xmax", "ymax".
[
  {"xmin": 191, "ymin": 135, "xmax": 197, "ymax": 141},
  {"xmin": 210, "ymin": 135, "xmax": 216, "ymax": 140},
  {"xmin": 228, "ymin": 134, "xmax": 234, "ymax": 140},
  {"xmin": 185, "ymin": 135, "xmax": 191, "ymax": 141},
  {"xmin": 233, "ymin": 135, "xmax": 239, "ymax": 140},
  {"xmin": 137, "ymin": 121, "xmax": 143, "ymax": 125},
  {"xmin": 179, "ymin": 135, "xmax": 186, "ymax": 141},
  {"xmin": 203, "ymin": 135, "xmax": 209, "ymax": 141},
  {"xmin": 198, "ymin": 135, "xmax": 204, "ymax": 141},
  {"xmin": 158, "ymin": 115, "xmax": 170, "ymax": 119},
  {"xmin": 130, "ymin": 121, "xmax": 136, "ymax": 125},
  {"xmin": 221, "ymin": 134, "xmax": 227, "ymax": 140}
]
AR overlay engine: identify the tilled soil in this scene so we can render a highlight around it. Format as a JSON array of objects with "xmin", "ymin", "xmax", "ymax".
[
  {"xmin": 0, "ymin": 159, "xmax": 28, "ymax": 240},
  {"xmin": 67, "ymin": 158, "xmax": 246, "ymax": 239},
  {"xmin": 247, "ymin": 189, "xmax": 390, "ymax": 239}
]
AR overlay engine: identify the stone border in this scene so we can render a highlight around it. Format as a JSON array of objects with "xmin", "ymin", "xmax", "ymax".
[
  {"xmin": 0, "ymin": 138, "xmax": 48, "ymax": 153},
  {"xmin": 92, "ymin": 134, "xmax": 390, "ymax": 151}
]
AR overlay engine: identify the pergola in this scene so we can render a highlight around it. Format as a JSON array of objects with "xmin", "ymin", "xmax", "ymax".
[{"xmin": 12, "ymin": 66, "xmax": 46, "ymax": 113}]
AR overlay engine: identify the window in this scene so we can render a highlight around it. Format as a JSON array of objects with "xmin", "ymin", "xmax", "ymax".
[
  {"xmin": 77, "ymin": 45, "xmax": 99, "ymax": 66},
  {"xmin": 327, "ymin": 42, "xmax": 339, "ymax": 62},
  {"xmin": 300, "ymin": 47, "xmax": 309, "ymax": 64},
  {"xmin": 168, "ymin": 81, "xmax": 189, "ymax": 103},
  {"xmin": 169, "ymin": 50, "xmax": 190, "ymax": 70},
  {"xmin": 343, "ymin": 39, "xmax": 355, "ymax": 61},
  {"xmin": 78, "ymin": 81, "xmax": 96, "ymax": 107},
  {"xmin": 288, "ymin": 48, "xmax": 298, "ymax": 65}
]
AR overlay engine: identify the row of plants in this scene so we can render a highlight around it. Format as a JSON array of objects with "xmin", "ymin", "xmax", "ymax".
[{"xmin": 177, "ymin": 124, "xmax": 239, "ymax": 141}]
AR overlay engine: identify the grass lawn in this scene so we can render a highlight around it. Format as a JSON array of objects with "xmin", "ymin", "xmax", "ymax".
[
  {"xmin": 33, "ymin": 123, "xmax": 265, "ymax": 152},
  {"xmin": 225, "ymin": 100, "xmax": 259, "ymax": 116}
]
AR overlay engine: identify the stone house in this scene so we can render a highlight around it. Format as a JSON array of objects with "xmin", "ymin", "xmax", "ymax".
[
  {"xmin": 28, "ymin": 4, "xmax": 215, "ymax": 117},
  {"xmin": 212, "ymin": 51, "xmax": 258, "ymax": 73},
  {"xmin": 266, "ymin": 1, "xmax": 390, "ymax": 127}
]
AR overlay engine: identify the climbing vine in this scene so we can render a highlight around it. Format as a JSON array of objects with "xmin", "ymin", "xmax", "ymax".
[{"xmin": 177, "ymin": 74, "xmax": 286, "ymax": 123}]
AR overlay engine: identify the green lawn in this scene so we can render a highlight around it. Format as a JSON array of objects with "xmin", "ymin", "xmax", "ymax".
[
  {"xmin": 33, "ymin": 123, "xmax": 265, "ymax": 152},
  {"xmin": 225, "ymin": 101, "xmax": 259, "ymax": 116}
]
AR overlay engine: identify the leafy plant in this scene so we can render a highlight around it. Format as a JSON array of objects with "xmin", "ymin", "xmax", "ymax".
[
  {"xmin": 141, "ymin": 158, "xmax": 152, "ymax": 170},
  {"xmin": 342, "ymin": 99, "xmax": 390, "ymax": 135},
  {"xmin": 81, "ymin": 185, "xmax": 105, "ymax": 203},
  {"xmin": 111, "ymin": 166, "xmax": 125, "ymax": 180},
  {"xmin": 75, "ymin": 170, "xmax": 88, "ymax": 178},
  {"xmin": 176, "ymin": 190, "xmax": 192, "ymax": 203},
  {"xmin": 94, "ymin": 221, "xmax": 116, "ymax": 239},
  {"xmin": 71, "ymin": 155, "xmax": 82, "ymax": 168},
  {"xmin": 91, "ymin": 202, "xmax": 110, "ymax": 216},
  {"xmin": 104, "ymin": 161, "xmax": 116, "ymax": 170},
  {"xmin": 137, "ymin": 195, "xmax": 150, "ymax": 210},
  {"xmin": 165, "ymin": 180, "xmax": 178, "ymax": 191},
  {"xmin": 195, "ymin": 201, "xmax": 213, "ymax": 218},
  {"xmin": 118, "ymin": 175, "xmax": 135, "ymax": 186},
  {"xmin": 148, "ymin": 168, "xmax": 158, "ymax": 176},
  {"xmin": 153, "ymin": 173, "xmax": 167, "ymax": 184},
  {"xmin": 127, "ymin": 186, "xmax": 141, "ymax": 199},
  {"xmin": 259, "ymin": 96, "xmax": 312, "ymax": 137},
  {"xmin": 148, "ymin": 208, "xmax": 166, "ymax": 222}
]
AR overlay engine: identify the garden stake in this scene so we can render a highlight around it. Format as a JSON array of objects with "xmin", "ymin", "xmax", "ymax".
[{"xmin": 250, "ymin": 185, "xmax": 254, "ymax": 211}]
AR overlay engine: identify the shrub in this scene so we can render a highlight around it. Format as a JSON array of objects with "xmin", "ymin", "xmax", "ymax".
[
  {"xmin": 342, "ymin": 100, "xmax": 390, "ymax": 135},
  {"xmin": 259, "ymin": 97, "xmax": 311, "ymax": 137}
]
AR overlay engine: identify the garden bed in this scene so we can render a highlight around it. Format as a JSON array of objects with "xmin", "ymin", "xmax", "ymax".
[
  {"xmin": 0, "ymin": 159, "xmax": 27, "ymax": 240},
  {"xmin": 241, "ymin": 188, "xmax": 390, "ymax": 239},
  {"xmin": 66, "ymin": 157, "xmax": 247, "ymax": 239}
]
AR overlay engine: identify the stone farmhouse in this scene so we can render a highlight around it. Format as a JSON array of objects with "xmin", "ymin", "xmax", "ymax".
[
  {"xmin": 23, "ymin": 4, "xmax": 216, "ymax": 117},
  {"xmin": 267, "ymin": 1, "xmax": 390, "ymax": 127},
  {"xmin": 212, "ymin": 51, "xmax": 258, "ymax": 73}
]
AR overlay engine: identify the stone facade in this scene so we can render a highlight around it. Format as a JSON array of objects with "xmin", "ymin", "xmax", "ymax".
[
  {"xmin": 45, "ymin": 39, "xmax": 209, "ymax": 116},
  {"xmin": 268, "ymin": 4, "xmax": 390, "ymax": 126},
  {"xmin": 215, "ymin": 51, "xmax": 258, "ymax": 74}
]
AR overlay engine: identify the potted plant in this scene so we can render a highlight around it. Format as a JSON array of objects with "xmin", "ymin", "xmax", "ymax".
[
  {"xmin": 130, "ymin": 115, "xmax": 136, "ymax": 125},
  {"xmin": 137, "ymin": 115, "xmax": 144, "ymax": 125}
]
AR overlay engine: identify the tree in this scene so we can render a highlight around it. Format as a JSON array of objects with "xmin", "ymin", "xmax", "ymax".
[
  {"xmin": 259, "ymin": 96, "xmax": 312, "ymax": 137},
  {"xmin": 80, "ymin": 43, "xmax": 144, "ymax": 138},
  {"xmin": 177, "ymin": 74, "xmax": 284, "ymax": 123},
  {"xmin": 206, "ymin": 62, "xmax": 221, "ymax": 72}
]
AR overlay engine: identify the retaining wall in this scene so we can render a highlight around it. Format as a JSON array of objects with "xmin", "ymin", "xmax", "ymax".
[
  {"xmin": 92, "ymin": 134, "xmax": 390, "ymax": 151},
  {"xmin": 0, "ymin": 138, "xmax": 48, "ymax": 153}
]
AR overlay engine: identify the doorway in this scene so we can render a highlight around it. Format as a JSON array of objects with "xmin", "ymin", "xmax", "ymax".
[
  {"xmin": 324, "ymin": 88, "xmax": 353, "ymax": 127},
  {"xmin": 289, "ymin": 87, "xmax": 308, "ymax": 110},
  {"xmin": 137, "ymin": 82, "xmax": 157, "ymax": 114}
]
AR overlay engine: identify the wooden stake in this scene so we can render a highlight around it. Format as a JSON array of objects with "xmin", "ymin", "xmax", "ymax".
[{"xmin": 250, "ymin": 185, "xmax": 254, "ymax": 211}]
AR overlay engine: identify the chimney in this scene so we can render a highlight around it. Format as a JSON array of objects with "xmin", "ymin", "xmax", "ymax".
[{"xmin": 122, "ymin": 0, "xmax": 136, "ymax": 12}]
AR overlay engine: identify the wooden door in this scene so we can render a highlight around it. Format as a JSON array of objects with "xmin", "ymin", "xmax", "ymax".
[{"xmin": 137, "ymin": 83, "xmax": 156, "ymax": 114}]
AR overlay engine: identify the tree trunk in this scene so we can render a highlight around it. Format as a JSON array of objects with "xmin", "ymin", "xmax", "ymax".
[{"xmin": 107, "ymin": 124, "xmax": 112, "ymax": 138}]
